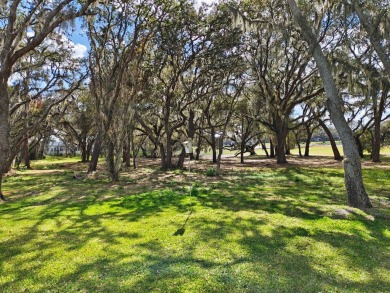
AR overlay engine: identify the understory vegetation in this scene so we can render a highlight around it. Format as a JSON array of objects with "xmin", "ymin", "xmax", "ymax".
[{"xmin": 1, "ymin": 154, "xmax": 389, "ymax": 292}]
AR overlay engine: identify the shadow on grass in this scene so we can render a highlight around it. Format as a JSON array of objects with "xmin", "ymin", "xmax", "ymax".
[{"xmin": 0, "ymin": 162, "xmax": 389, "ymax": 292}]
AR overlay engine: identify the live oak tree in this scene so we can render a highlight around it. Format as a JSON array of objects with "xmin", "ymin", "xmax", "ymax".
[
  {"xmin": 237, "ymin": 1, "xmax": 323, "ymax": 164},
  {"xmin": 87, "ymin": 0, "xmax": 155, "ymax": 181},
  {"xmin": 196, "ymin": 3, "xmax": 247, "ymax": 165},
  {"xmin": 331, "ymin": 1, "xmax": 389, "ymax": 162},
  {"xmin": 136, "ymin": 1, "xmax": 244, "ymax": 169},
  {"xmin": 9, "ymin": 32, "xmax": 88, "ymax": 168},
  {"xmin": 59, "ymin": 92, "xmax": 96, "ymax": 162},
  {"xmin": 135, "ymin": 1, "xmax": 203, "ymax": 169},
  {"xmin": 0, "ymin": 0, "xmax": 97, "ymax": 200},
  {"xmin": 228, "ymin": 93, "xmax": 264, "ymax": 163}
]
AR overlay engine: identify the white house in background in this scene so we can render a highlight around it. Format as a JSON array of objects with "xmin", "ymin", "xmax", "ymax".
[{"xmin": 45, "ymin": 139, "xmax": 80, "ymax": 156}]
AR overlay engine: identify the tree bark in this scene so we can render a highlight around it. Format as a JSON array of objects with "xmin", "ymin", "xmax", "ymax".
[
  {"xmin": 21, "ymin": 102, "xmax": 31, "ymax": 169},
  {"xmin": 124, "ymin": 134, "xmax": 131, "ymax": 168},
  {"xmin": 371, "ymin": 86, "xmax": 387, "ymax": 162},
  {"xmin": 0, "ymin": 82, "xmax": 10, "ymax": 200},
  {"xmin": 88, "ymin": 132, "xmax": 102, "ymax": 173},
  {"xmin": 187, "ymin": 110, "xmax": 196, "ymax": 160},
  {"xmin": 288, "ymin": 0, "xmax": 372, "ymax": 208},
  {"xmin": 0, "ymin": 173, "xmax": 5, "ymax": 201},
  {"xmin": 160, "ymin": 143, "xmax": 168, "ymax": 169},
  {"xmin": 216, "ymin": 135, "xmax": 223, "ymax": 175},
  {"xmin": 211, "ymin": 128, "xmax": 217, "ymax": 163},
  {"xmin": 319, "ymin": 119, "xmax": 342, "ymax": 160},
  {"xmin": 304, "ymin": 130, "xmax": 312, "ymax": 157},
  {"xmin": 240, "ymin": 140, "xmax": 245, "ymax": 163},
  {"xmin": 195, "ymin": 135, "xmax": 202, "ymax": 160},
  {"xmin": 285, "ymin": 134, "xmax": 291, "ymax": 155},
  {"xmin": 177, "ymin": 144, "xmax": 186, "ymax": 169},
  {"xmin": 371, "ymin": 118, "xmax": 381, "ymax": 162},
  {"xmin": 130, "ymin": 129, "xmax": 137, "ymax": 169},
  {"xmin": 354, "ymin": 136, "xmax": 364, "ymax": 158},
  {"xmin": 165, "ymin": 134, "xmax": 173, "ymax": 170},
  {"xmin": 275, "ymin": 119, "xmax": 288, "ymax": 164},
  {"xmin": 86, "ymin": 140, "xmax": 93, "ymax": 162},
  {"xmin": 21, "ymin": 133, "xmax": 31, "ymax": 169},
  {"xmin": 106, "ymin": 141, "xmax": 121, "ymax": 182},
  {"xmin": 81, "ymin": 143, "xmax": 88, "ymax": 163}
]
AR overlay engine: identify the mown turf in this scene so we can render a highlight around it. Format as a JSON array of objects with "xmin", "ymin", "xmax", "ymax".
[
  {"xmin": 0, "ymin": 157, "xmax": 389, "ymax": 292},
  {"xmin": 290, "ymin": 144, "xmax": 390, "ymax": 157}
]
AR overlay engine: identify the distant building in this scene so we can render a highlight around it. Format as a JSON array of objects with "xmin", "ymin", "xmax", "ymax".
[{"xmin": 45, "ymin": 140, "xmax": 80, "ymax": 156}]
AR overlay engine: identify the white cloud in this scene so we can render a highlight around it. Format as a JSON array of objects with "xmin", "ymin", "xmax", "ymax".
[{"xmin": 71, "ymin": 43, "xmax": 87, "ymax": 59}]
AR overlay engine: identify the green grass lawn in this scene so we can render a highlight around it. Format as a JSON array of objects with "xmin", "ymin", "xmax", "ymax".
[
  {"xmin": 290, "ymin": 144, "xmax": 390, "ymax": 158},
  {"xmin": 204, "ymin": 143, "xmax": 390, "ymax": 159},
  {"xmin": 0, "ymin": 156, "xmax": 389, "ymax": 292}
]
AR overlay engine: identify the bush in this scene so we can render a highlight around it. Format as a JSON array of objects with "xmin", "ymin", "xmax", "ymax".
[{"xmin": 205, "ymin": 168, "xmax": 217, "ymax": 177}]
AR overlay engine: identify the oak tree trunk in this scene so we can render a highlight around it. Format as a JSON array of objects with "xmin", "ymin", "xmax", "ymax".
[
  {"xmin": 371, "ymin": 117, "xmax": 381, "ymax": 162},
  {"xmin": 160, "ymin": 144, "xmax": 168, "ymax": 169},
  {"xmin": 304, "ymin": 132, "xmax": 312, "ymax": 157},
  {"xmin": 275, "ymin": 121, "xmax": 288, "ymax": 164},
  {"xmin": 195, "ymin": 135, "xmax": 202, "ymax": 160},
  {"xmin": 123, "ymin": 134, "xmax": 131, "ymax": 167},
  {"xmin": 187, "ymin": 110, "xmax": 196, "ymax": 160},
  {"xmin": 319, "ymin": 119, "xmax": 342, "ymax": 160},
  {"xmin": 0, "ymin": 82, "xmax": 10, "ymax": 200},
  {"xmin": 240, "ymin": 141, "xmax": 245, "ymax": 163},
  {"xmin": 0, "ymin": 173, "xmax": 5, "ymax": 201},
  {"xmin": 177, "ymin": 145, "xmax": 186, "ymax": 169},
  {"xmin": 210, "ymin": 128, "xmax": 217, "ymax": 163},
  {"xmin": 81, "ymin": 143, "xmax": 88, "ymax": 163},
  {"xmin": 88, "ymin": 132, "xmax": 102, "ymax": 173},
  {"xmin": 354, "ymin": 136, "xmax": 364, "ymax": 158},
  {"xmin": 106, "ymin": 141, "xmax": 121, "ymax": 182},
  {"xmin": 21, "ymin": 134, "xmax": 31, "ymax": 169},
  {"xmin": 288, "ymin": 0, "xmax": 372, "ymax": 208}
]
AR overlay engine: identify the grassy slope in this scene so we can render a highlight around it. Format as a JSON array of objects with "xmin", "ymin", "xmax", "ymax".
[{"xmin": 0, "ymin": 156, "xmax": 389, "ymax": 292}]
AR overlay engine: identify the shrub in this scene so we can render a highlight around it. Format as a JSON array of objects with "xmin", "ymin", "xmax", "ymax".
[{"xmin": 205, "ymin": 168, "xmax": 217, "ymax": 177}]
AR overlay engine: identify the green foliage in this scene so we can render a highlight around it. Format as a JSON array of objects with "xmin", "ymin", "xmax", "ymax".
[
  {"xmin": 205, "ymin": 168, "xmax": 217, "ymax": 176},
  {"xmin": 0, "ymin": 157, "xmax": 389, "ymax": 292}
]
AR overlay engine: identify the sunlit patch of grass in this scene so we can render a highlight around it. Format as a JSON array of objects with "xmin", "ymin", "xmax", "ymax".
[{"xmin": 0, "ymin": 157, "xmax": 389, "ymax": 292}]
